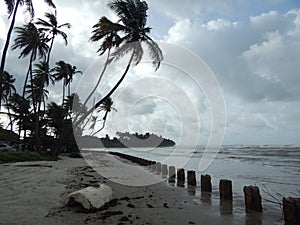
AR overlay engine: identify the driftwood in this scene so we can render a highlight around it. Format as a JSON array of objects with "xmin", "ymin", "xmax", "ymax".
[{"xmin": 64, "ymin": 184, "xmax": 113, "ymax": 210}]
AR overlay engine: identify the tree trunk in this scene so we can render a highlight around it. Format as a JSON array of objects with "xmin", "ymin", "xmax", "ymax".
[
  {"xmin": 0, "ymin": 0, "xmax": 20, "ymax": 109},
  {"xmin": 51, "ymin": 50, "xmax": 135, "ymax": 160},
  {"xmin": 83, "ymin": 48, "xmax": 111, "ymax": 107}
]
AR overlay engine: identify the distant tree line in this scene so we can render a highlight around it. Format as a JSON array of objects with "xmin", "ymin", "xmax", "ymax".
[{"xmin": 78, "ymin": 132, "xmax": 176, "ymax": 148}]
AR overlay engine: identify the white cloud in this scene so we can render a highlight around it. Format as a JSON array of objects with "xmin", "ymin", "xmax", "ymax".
[
  {"xmin": 202, "ymin": 18, "xmax": 237, "ymax": 31},
  {"xmin": 1, "ymin": 1, "xmax": 300, "ymax": 145},
  {"xmin": 164, "ymin": 19, "xmax": 192, "ymax": 42}
]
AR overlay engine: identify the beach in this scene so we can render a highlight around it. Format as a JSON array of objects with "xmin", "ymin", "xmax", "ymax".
[{"xmin": 0, "ymin": 149, "xmax": 293, "ymax": 225}]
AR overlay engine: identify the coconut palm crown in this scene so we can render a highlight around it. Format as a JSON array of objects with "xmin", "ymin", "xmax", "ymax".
[{"xmin": 90, "ymin": 0, "xmax": 163, "ymax": 70}]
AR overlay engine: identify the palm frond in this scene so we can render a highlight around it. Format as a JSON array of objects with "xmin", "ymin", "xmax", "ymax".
[
  {"xmin": 144, "ymin": 36, "xmax": 163, "ymax": 70},
  {"xmin": 4, "ymin": 0, "xmax": 15, "ymax": 16}
]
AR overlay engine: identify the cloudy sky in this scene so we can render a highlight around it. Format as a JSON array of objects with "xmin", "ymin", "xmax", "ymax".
[{"xmin": 0, "ymin": 0, "xmax": 300, "ymax": 146}]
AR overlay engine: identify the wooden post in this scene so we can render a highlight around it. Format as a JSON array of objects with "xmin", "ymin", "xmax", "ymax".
[
  {"xmin": 201, "ymin": 174, "xmax": 212, "ymax": 192},
  {"xmin": 219, "ymin": 179, "xmax": 232, "ymax": 200},
  {"xmin": 187, "ymin": 170, "xmax": 196, "ymax": 186},
  {"xmin": 243, "ymin": 186, "xmax": 262, "ymax": 213},
  {"xmin": 177, "ymin": 168, "xmax": 185, "ymax": 186},
  {"xmin": 169, "ymin": 166, "xmax": 176, "ymax": 179},
  {"xmin": 283, "ymin": 197, "xmax": 300, "ymax": 225},
  {"xmin": 150, "ymin": 161, "xmax": 157, "ymax": 171},
  {"xmin": 162, "ymin": 164, "xmax": 168, "ymax": 178},
  {"xmin": 156, "ymin": 162, "xmax": 161, "ymax": 174}
]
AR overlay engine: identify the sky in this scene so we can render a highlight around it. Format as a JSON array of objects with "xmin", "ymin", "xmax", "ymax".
[{"xmin": 0, "ymin": 0, "xmax": 300, "ymax": 146}]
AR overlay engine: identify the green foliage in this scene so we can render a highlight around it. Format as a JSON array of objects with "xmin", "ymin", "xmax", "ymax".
[
  {"xmin": 0, "ymin": 151, "xmax": 47, "ymax": 163},
  {"xmin": 0, "ymin": 128, "xmax": 18, "ymax": 141}
]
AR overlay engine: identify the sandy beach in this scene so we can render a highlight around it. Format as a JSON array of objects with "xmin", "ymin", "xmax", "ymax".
[{"xmin": 0, "ymin": 152, "xmax": 282, "ymax": 225}]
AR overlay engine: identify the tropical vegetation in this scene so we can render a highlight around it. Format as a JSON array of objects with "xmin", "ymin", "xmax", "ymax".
[{"xmin": 0, "ymin": 0, "xmax": 163, "ymax": 160}]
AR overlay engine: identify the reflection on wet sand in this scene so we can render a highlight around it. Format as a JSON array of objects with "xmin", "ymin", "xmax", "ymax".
[
  {"xmin": 245, "ymin": 212, "xmax": 262, "ymax": 225},
  {"xmin": 187, "ymin": 186, "xmax": 196, "ymax": 196},
  {"xmin": 200, "ymin": 191, "xmax": 212, "ymax": 204},
  {"xmin": 219, "ymin": 199, "xmax": 233, "ymax": 215}
]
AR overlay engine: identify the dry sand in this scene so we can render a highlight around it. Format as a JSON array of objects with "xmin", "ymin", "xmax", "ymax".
[{"xmin": 0, "ymin": 152, "xmax": 270, "ymax": 225}]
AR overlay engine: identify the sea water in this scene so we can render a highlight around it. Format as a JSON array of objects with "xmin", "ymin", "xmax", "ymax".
[
  {"xmin": 110, "ymin": 145, "xmax": 300, "ymax": 197},
  {"xmin": 89, "ymin": 145, "xmax": 300, "ymax": 224}
]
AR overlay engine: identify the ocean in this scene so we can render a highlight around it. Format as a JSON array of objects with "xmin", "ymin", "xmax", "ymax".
[{"xmin": 85, "ymin": 145, "xmax": 300, "ymax": 224}]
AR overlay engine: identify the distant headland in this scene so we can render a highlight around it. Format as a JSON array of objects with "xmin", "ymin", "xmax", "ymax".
[{"xmin": 77, "ymin": 132, "xmax": 176, "ymax": 148}]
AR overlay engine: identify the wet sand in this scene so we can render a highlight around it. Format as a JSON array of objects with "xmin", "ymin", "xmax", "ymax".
[{"xmin": 0, "ymin": 152, "xmax": 282, "ymax": 225}]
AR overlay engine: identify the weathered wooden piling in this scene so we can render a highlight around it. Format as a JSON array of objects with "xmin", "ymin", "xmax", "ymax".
[
  {"xmin": 150, "ymin": 162, "xmax": 156, "ymax": 171},
  {"xmin": 201, "ymin": 174, "xmax": 212, "ymax": 192},
  {"xmin": 187, "ymin": 170, "xmax": 196, "ymax": 186},
  {"xmin": 243, "ymin": 186, "xmax": 262, "ymax": 213},
  {"xmin": 219, "ymin": 179, "xmax": 233, "ymax": 200},
  {"xmin": 162, "ymin": 164, "xmax": 168, "ymax": 177},
  {"xmin": 283, "ymin": 197, "xmax": 300, "ymax": 225},
  {"xmin": 156, "ymin": 162, "xmax": 161, "ymax": 174},
  {"xmin": 169, "ymin": 166, "xmax": 176, "ymax": 179},
  {"xmin": 177, "ymin": 168, "xmax": 185, "ymax": 186}
]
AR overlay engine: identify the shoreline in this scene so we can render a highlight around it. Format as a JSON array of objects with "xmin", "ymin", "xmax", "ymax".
[{"xmin": 0, "ymin": 152, "xmax": 284, "ymax": 224}]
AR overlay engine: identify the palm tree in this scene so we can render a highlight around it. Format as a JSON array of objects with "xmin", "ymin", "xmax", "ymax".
[
  {"xmin": 46, "ymin": 102, "xmax": 66, "ymax": 138},
  {"xmin": 33, "ymin": 61, "xmax": 54, "ymax": 87},
  {"xmin": 52, "ymin": 0, "xmax": 163, "ymax": 160},
  {"xmin": 0, "ymin": 0, "xmax": 55, "ymax": 108},
  {"xmin": 75, "ymin": 0, "xmax": 163, "ymax": 128},
  {"xmin": 12, "ymin": 22, "xmax": 49, "ymax": 99},
  {"xmin": 36, "ymin": 11, "xmax": 71, "ymax": 64},
  {"xmin": 52, "ymin": 61, "xmax": 82, "ymax": 103},
  {"xmin": 1, "ymin": 71, "xmax": 16, "ymax": 131},
  {"xmin": 7, "ymin": 93, "xmax": 30, "ymax": 139},
  {"xmin": 12, "ymin": 22, "xmax": 49, "ymax": 151},
  {"xmin": 91, "ymin": 97, "xmax": 117, "ymax": 136},
  {"xmin": 25, "ymin": 75, "xmax": 49, "ymax": 112},
  {"xmin": 65, "ymin": 64, "xmax": 82, "ymax": 97},
  {"xmin": 34, "ymin": 11, "xmax": 71, "ymax": 111},
  {"xmin": 32, "ymin": 61, "xmax": 54, "ymax": 111}
]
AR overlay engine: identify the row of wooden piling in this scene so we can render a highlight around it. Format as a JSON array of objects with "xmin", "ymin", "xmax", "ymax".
[{"xmin": 109, "ymin": 152, "xmax": 300, "ymax": 225}]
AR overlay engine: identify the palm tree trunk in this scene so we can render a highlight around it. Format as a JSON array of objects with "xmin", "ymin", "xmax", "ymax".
[
  {"xmin": 62, "ymin": 78, "xmax": 65, "ymax": 105},
  {"xmin": 51, "ymin": 50, "xmax": 135, "ymax": 160},
  {"xmin": 7, "ymin": 107, "xmax": 13, "ymax": 131},
  {"xmin": 68, "ymin": 82, "xmax": 70, "ymax": 97},
  {"xmin": 91, "ymin": 111, "xmax": 108, "ymax": 136},
  {"xmin": 37, "ymin": 36, "xmax": 54, "ymax": 120},
  {"xmin": 0, "ymin": 0, "xmax": 20, "ymax": 109},
  {"xmin": 83, "ymin": 48, "xmax": 111, "ymax": 107}
]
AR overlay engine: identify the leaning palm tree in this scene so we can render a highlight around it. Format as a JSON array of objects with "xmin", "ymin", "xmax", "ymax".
[
  {"xmin": 0, "ymin": 0, "xmax": 55, "ymax": 108},
  {"xmin": 52, "ymin": 0, "xmax": 163, "ymax": 160},
  {"xmin": 35, "ymin": 10, "xmax": 71, "ymax": 64},
  {"xmin": 75, "ymin": 0, "xmax": 163, "ymax": 127}
]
